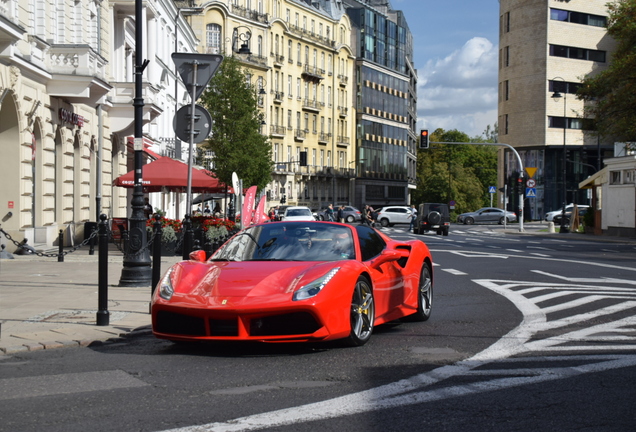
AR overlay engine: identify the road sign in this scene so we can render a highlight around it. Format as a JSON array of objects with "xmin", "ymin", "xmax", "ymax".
[
  {"xmin": 488, "ymin": 186, "xmax": 496, "ymax": 193},
  {"xmin": 525, "ymin": 167, "xmax": 537, "ymax": 178},
  {"xmin": 172, "ymin": 53, "xmax": 224, "ymax": 101},
  {"xmin": 173, "ymin": 104, "xmax": 212, "ymax": 143},
  {"xmin": 526, "ymin": 188, "xmax": 537, "ymax": 198},
  {"xmin": 526, "ymin": 178, "xmax": 536, "ymax": 188}
]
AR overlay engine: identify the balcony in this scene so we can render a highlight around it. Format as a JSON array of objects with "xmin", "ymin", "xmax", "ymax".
[
  {"xmin": 336, "ymin": 135, "xmax": 350, "ymax": 146},
  {"xmin": 294, "ymin": 129, "xmax": 306, "ymax": 141},
  {"xmin": 338, "ymin": 106, "xmax": 348, "ymax": 117},
  {"xmin": 270, "ymin": 125, "xmax": 286, "ymax": 137},
  {"xmin": 318, "ymin": 132, "xmax": 331, "ymax": 144},
  {"xmin": 302, "ymin": 98, "xmax": 320, "ymax": 112},
  {"xmin": 108, "ymin": 81, "xmax": 162, "ymax": 136},
  {"xmin": 272, "ymin": 91, "xmax": 284, "ymax": 103},
  {"xmin": 271, "ymin": 53, "xmax": 285, "ymax": 66},
  {"xmin": 302, "ymin": 64, "xmax": 324, "ymax": 82},
  {"xmin": 46, "ymin": 44, "xmax": 112, "ymax": 104},
  {"xmin": 237, "ymin": 53, "xmax": 268, "ymax": 68},
  {"xmin": 338, "ymin": 74, "xmax": 349, "ymax": 86},
  {"xmin": 230, "ymin": 4, "xmax": 268, "ymax": 24}
]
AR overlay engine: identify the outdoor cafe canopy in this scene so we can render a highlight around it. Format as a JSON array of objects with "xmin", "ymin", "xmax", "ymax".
[{"xmin": 113, "ymin": 157, "xmax": 230, "ymax": 193}]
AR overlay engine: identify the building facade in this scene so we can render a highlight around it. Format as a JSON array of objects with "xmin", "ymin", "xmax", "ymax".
[
  {"xmin": 189, "ymin": 0, "xmax": 357, "ymax": 210},
  {"xmin": 498, "ymin": 0, "xmax": 616, "ymax": 220},
  {"xmin": 0, "ymin": 0, "xmax": 197, "ymax": 251},
  {"xmin": 342, "ymin": 0, "xmax": 418, "ymax": 210}
]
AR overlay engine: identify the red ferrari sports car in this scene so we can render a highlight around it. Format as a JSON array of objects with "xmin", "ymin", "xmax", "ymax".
[{"xmin": 152, "ymin": 221, "xmax": 433, "ymax": 346}]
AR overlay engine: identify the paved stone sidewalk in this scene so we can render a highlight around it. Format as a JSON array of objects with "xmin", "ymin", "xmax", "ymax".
[{"xmin": 0, "ymin": 250, "xmax": 180, "ymax": 355}]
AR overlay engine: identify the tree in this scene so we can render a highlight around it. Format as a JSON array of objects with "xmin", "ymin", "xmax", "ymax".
[
  {"xmin": 413, "ymin": 128, "xmax": 498, "ymax": 214},
  {"xmin": 199, "ymin": 56, "xmax": 272, "ymax": 190},
  {"xmin": 577, "ymin": 0, "xmax": 636, "ymax": 142}
]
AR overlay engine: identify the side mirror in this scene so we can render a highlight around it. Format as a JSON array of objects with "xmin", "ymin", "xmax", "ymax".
[
  {"xmin": 370, "ymin": 249, "xmax": 405, "ymax": 268},
  {"xmin": 189, "ymin": 249, "xmax": 207, "ymax": 262}
]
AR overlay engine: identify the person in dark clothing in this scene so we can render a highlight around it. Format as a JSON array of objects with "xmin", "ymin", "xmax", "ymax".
[{"xmin": 143, "ymin": 197, "xmax": 153, "ymax": 219}]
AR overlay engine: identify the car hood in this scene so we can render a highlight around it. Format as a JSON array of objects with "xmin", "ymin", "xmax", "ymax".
[{"xmin": 170, "ymin": 260, "xmax": 338, "ymax": 301}]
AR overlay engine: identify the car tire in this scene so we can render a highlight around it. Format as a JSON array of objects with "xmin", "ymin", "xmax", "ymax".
[
  {"xmin": 380, "ymin": 218, "xmax": 389, "ymax": 227},
  {"xmin": 465, "ymin": 217, "xmax": 474, "ymax": 225},
  {"xmin": 498, "ymin": 217, "xmax": 505, "ymax": 225},
  {"xmin": 428, "ymin": 211, "xmax": 441, "ymax": 225},
  {"xmin": 345, "ymin": 276, "xmax": 375, "ymax": 347},
  {"xmin": 404, "ymin": 263, "xmax": 432, "ymax": 322},
  {"xmin": 346, "ymin": 215, "xmax": 355, "ymax": 223},
  {"xmin": 443, "ymin": 228, "xmax": 449, "ymax": 236},
  {"xmin": 318, "ymin": 215, "xmax": 325, "ymax": 221}
]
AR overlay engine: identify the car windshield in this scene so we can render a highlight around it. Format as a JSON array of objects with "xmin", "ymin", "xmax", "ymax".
[
  {"xmin": 211, "ymin": 222, "xmax": 355, "ymax": 262},
  {"xmin": 286, "ymin": 208, "xmax": 312, "ymax": 217}
]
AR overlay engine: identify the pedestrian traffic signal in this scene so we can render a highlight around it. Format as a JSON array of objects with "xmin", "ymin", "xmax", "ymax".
[
  {"xmin": 280, "ymin": 195, "xmax": 286, "ymax": 204},
  {"xmin": 419, "ymin": 129, "xmax": 429, "ymax": 149}
]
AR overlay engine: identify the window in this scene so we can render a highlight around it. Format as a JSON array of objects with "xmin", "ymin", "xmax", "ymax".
[
  {"xmin": 550, "ymin": 44, "xmax": 606, "ymax": 62},
  {"xmin": 610, "ymin": 171, "xmax": 621, "ymax": 185},
  {"xmin": 548, "ymin": 116, "xmax": 586, "ymax": 130},
  {"xmin": 355, "ymin": 225, "xmax": 386, "ymax": 261},
  {"xmin": 288, "ymin": 75, "xmax": 292, "ymax": 97},
  {"xmin": 549, "ymin": 80, "xmax": 582, "ymax": 95},
  {"xmin": 288, "ymin": 40, "xmax": 292, "ymax": 60},
  {"xmin": 550, "ymin": 8, "xmax": 607, "ymax": 27},
  {"xmin": 206, "ymin": 24, "xmax": 222, "ymax": 54}
]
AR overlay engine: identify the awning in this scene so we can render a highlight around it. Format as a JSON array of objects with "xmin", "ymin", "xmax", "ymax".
[{"xmin": 113, "ymin": 157, "xmax": 229, "ymax": 193}]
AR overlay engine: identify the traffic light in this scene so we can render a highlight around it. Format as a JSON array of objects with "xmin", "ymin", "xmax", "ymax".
[
  {"xmin": 299, "ymin": 151, "xmax": 307, "ymax": 166},
  {"xmin": 280, "ymin": 195, "xmax": 286, "ymax": 204},
  {"xmin": 516, "ymin": 176, "xmax": 524, "ymax": 195},
  {"xmin": 419, "ymin": 129, "xmax": 429, "ymax": 149}
]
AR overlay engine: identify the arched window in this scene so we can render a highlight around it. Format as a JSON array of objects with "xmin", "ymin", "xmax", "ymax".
[{"xmin": 206, "ymin": 24, "xmax": 222, "ymax": 54}]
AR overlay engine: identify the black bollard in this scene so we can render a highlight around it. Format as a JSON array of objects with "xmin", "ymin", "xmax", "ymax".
[
  {"xmin": 182, "ymin": 214, "xmax": 193, "ymax": 260},
  {"xmin": 96, "ymin": 214, "xmax": 110, "ymax": 326},
  {"xmin": 151, "ymin": 214, "xmax": 162, "ymax": 296},
  {"xmin": 204, "ymin": 235, "xmax": 214, "ymax": 260},
  {"xmin": 57, "ymin": 229, "xmax": 64, "ymax": 262}
]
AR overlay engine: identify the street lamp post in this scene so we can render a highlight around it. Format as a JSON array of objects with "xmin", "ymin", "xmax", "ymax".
[
  {"xmin": 551, "ymin": 79, "xmax": 568, "ymax": 234},
  {"xmin": 119, "ymin": 0, "xmax": 152, "ymax": 286}
]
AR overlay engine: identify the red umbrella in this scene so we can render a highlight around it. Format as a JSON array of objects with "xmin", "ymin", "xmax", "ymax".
[{"xmin": 113, "ymin": 157, "xmax": 228, "ymax": 193}]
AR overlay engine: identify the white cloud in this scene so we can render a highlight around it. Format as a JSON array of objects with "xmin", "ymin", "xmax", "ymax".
[{"xmin": 417, "ymin": 37, "xmax": 498, "ymax": 137}]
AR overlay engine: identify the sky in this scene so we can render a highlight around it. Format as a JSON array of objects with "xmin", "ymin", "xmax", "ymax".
[{"xmin": 391, "ymin": 0, "xmax": 501, "ymax": 138}]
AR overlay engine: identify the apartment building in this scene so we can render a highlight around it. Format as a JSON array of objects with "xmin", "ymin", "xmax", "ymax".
[
  {"xmin": 0, "ymin": 0, "xmax": 197, "ymax": 251},
  {"xmin": 498, "ymin": 0, "xmax": 616, "ymax": 220},
  {"xmin": 189, "ymin": 0, "xmax": 356, "ymax": 209}
]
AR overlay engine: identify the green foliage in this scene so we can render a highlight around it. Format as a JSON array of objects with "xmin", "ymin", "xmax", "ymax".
[
  {"xmin": 577, "ymin": 0, "xmax": 636, "ymax": 141},
  {"xmin": 199, "ymin": 56, "xmax": 273, "ymax": 190},
  {"xmin": 413, "ymin": 127, "xmax": 498, "ymax": 214},
  {"xmin": 147, "ymin": 225, "xmax": 177, "ymax": 244},
  {"xmin": 583, "ymin": 207, "xmax": 595, "ymax": 227}
]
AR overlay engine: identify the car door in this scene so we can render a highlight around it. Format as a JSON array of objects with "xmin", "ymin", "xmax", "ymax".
[{"xmin": 355, "ymin": 225, "xmax": 404, "ymax": 320}]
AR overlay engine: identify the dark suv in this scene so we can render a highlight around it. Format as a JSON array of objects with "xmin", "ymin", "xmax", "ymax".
[{"xmin": 415, "ymin": 203, "xmax": 450, "ymax": 236}]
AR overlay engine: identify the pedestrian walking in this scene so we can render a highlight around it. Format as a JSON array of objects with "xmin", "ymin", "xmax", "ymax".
[
  {"xmin": 337, "ymin": 205, "xmax": 345, "ymax": 223},
  {"xmin": 326, "ymin": 204, "xmax": 335, "ymax": 221},
  {"xmin": 361, "ymin": 204, "xmax": 373, "ymax": 226},
  {"xmin": 409, "ymin": 204, "xmax": 418, "ymax": 231}
]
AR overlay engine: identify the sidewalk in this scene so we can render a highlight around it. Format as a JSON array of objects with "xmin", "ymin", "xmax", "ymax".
[{"xmin": 0, "ymin": 249, "xmax": 181, "ymax": 355}]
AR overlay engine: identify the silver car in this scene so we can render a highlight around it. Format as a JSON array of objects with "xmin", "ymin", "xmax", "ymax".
[
  {"xmin": 375, "ymin": 206, "xmax": 414, "ymax": 227},
  {"xmin": 456, "ymin": 207, "xmax": 517, "ymax": 225}
]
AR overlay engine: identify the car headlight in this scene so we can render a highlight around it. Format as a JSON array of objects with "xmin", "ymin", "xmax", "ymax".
[
  {"xmin": 292, "ymin": 267, "xmax": 340, "ymax": 301},
  {"xmin": 158, "ymin": 267, "xmax": 175, "ymax": 300}
]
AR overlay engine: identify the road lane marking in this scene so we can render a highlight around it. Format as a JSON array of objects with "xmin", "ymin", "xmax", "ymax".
[{"xmin": 441, "ymin": 269, "xmax": 468, "ymax": 275}]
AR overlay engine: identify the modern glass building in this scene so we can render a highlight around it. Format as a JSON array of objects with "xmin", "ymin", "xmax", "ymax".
[{"xmin": 343, "ymin": 0, "xmax": 418, "ymax": 209}]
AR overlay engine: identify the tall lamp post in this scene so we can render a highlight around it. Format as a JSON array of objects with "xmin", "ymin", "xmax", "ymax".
[
  {"xmin": 551, "ymin": 78, "xmax": 568, "ymax": 234},
  {"xmin": 120, "ymin": 0, "xmax": 152, "ymax": 286}
]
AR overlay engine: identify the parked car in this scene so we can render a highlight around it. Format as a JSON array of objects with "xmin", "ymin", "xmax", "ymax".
[
  {"xmin": 545, "ymin": 204, "xmax": 589, "ymax": 222},
  {"xmin": 415, "ymin": 203, "xmax": 450, "ymax": 236},
  {"xmin": 316, "ymin": 206, "xmax": 362, "ymax": 223},
  {"xmin": 456, "ymin": 207, "xmax": 517, "ymax": 225},
  {"xmin": 553, "ymin": 207, "xmax": 588, "ymax": 226},
  {"xmin": 280, "ymin": 206, "xmax": 315, "ymax": 221},
  {"xmin": 152, "ymin": 221, "xmax": 434, "ymax": 347},
  {"xmin": 375, "ymin": 206, "xmax": 414, "ymax": 227}
]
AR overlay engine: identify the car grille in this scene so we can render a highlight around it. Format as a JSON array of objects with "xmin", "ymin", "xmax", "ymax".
[
  {"xmin": 156, "ymin": 310, "xmax": 320, "ymax": 338},
  {"xmin": 155, "ymin": 311, "xmax": 206, "ymax": 336},
  {"xmin": 250, "ymin": 312, "xmax": 320, "ymax": 336}
]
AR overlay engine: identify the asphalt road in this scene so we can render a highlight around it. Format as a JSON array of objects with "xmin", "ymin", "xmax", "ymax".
[{"xmin": 1, "ymin": 224, "xmax": 635, "ymax": 432}]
